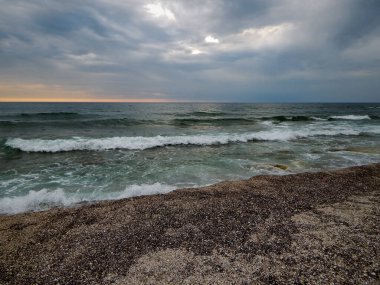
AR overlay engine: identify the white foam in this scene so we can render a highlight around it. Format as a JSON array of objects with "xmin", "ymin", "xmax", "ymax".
[
  {"xmin": 5, "ymin": 127, "xmax": 371, "ymax": 153},
  {"xmin": 0, "ymin": 183, "xmax": 177, "ymax": 214},
  {"xmin": 311, "ymin": 116, "xmax": 327, "ymax": 121},
  {"xmin": 261, "ymin": 120, "xmax": 274, "ymax": 126},
  {"xmin": 116, "ymin": 183, "xmax": 176, "ymax": 199},
  {"xmin": 330, "ymin": 115, "xmax": 371, "ymax": 120},
  {"xmin": 0, "ymin": 188, "xmax": 80, "ymax": 214}
]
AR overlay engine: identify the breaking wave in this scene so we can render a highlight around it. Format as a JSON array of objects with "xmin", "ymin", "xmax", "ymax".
[
  {"xmin": 260, "ymin": 115, "xmax": 378, "ymax": 122},
  {"xmin": 0, "ymin": 189, "xmax": 79, "ymax": 214},
  {"xmin": 0, "ymin": 183, "xmax": 177, "ymax": 214},
  {"xmin": 1, "ymin": 113, "xmax": 377, "ymax": 129},
  {"xmin": 5, "ymin": 127, "xmax": 373, "ymax": 153},
  {"xmin": 329, "ymin": 115, "xmax": 371, "ymax": 120}
]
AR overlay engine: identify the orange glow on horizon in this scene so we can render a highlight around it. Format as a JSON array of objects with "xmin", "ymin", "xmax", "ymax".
[
  {"xmin": 0, "ymin": 97, "xmax": 178, "ymax": 103},
  {"xmin": 0, "ymin": 82, "xmax": 179, "ymax": 103}
]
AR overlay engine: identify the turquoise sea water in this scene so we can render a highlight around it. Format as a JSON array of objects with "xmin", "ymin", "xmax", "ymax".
[{"xmin": 0, "ymin": 103, "xmax": 379, "ymax": 214}]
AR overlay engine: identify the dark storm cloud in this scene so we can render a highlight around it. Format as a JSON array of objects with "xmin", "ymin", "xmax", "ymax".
[
  {"xmin": 333, "ymin": 0, "xmax": 380, "ymax": 46},
  {"xmin": 0, "ymin": 0, "xmax": 379, "ymax": 101}
]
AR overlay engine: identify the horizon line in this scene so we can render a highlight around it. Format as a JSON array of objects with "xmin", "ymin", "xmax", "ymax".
[
  {"xmin": 0, "ymin": 100, "xmax": 379, "ymax": 104},
  {"xmin": 0, "ymin": 98, "xmax": 179, "ymax": 103}
]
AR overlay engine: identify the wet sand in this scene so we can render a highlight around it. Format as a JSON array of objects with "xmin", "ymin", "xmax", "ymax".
[{"xmin": 0, "ymin": 164, "xmax": 379, "ymax": 284}]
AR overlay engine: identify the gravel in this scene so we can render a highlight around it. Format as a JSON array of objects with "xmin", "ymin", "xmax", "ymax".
[{"xmin": 0, "ymin": 164, "xmax": 379, "ymax": 284}]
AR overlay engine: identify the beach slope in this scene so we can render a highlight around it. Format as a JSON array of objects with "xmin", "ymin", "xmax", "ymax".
[{"xmin": 1, "ymin": 164, "xmax": 379, "ymax": 284}]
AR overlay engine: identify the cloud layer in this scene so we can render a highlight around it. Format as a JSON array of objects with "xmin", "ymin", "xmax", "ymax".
[{"xmin": 0, "ymin": 0, "xmax": 379, "ymax": 102}]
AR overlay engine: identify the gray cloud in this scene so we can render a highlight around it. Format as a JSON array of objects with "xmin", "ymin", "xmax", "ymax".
[{"xmin": 0, "ymin": 0, "xmax": 379, "ymax": 102}]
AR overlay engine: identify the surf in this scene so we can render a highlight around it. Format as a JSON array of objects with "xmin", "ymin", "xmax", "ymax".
[{"xmin": 5, "ymin": 126, "xmax": 371, "ymax": 153}]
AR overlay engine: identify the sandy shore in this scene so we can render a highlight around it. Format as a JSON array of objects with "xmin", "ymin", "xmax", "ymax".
[{"xmin": 0, "ymin": 164, "xmax": 379, "ymax": 284}]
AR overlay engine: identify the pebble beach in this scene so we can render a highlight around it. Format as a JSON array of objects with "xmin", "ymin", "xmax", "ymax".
[{"xmin": 1, "ymin": 164, "xmax": 379, "ymax": 284}]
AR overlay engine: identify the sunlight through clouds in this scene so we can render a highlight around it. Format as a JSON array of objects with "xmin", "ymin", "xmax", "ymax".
[
  {"xmin": 204, "ymin": 35, "xmax": 219, "ymax": 44},
  {"xmin": 191, "ymin": 49, "xmax": 203, "ymax": 55},
  {"xmin": 145, "ymin": 2, "xmax": 175, "ymax": 21}
]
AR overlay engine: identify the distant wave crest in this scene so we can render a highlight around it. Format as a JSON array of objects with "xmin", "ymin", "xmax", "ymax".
[
  {"xmin": 261, "ymin": 115, "xmax": 315, "ymax": 122},
  {"xmin": 173, "ymin": 117, "xmax": 254, "ymax": 126},
  {"xmin": 0, "ymin": 118, "xmax": 158, "ymax": 128},
  {"xmin": 329, "ymin": 115, "xmax": 371, "ymax": 120},
  {"xmin": 20, "ymin": 112, "xmax": 81, "ymax": 119},
  {"xmin": 261, "ymin": 115, "xmax": 377, "ymax": 122},
  {"xmin": 182, "ymin": 111, "xmax": 229, "ymax": 117}
]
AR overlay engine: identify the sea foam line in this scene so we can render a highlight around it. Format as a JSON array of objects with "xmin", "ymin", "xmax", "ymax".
[
  {"xmin": 5, "ymin": 128, "xmax": 369, "ymax": 152},
  {"xmin": 0, "ymin": 183, "xmax": 177, "ymax": 214}
]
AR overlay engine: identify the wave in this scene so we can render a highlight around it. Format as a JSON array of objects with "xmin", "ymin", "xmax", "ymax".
[
  {"xmin": 2, "ymin": 113, "xmax": 377, "ymax": 129},
  {"xmin": 0, "ymin": 183, "xmax": 177, "ymax": 214},
  {"xmin": 0, "ymin": 189, "xmax": 79, "ymax": 214},
  {"xmin": 173, "ymin": 115, "xmax": 330, "ymax": 125},
  {"xmin": 260, "ymin": 116, "xmax": 316, "ymax": 122},
  {"xmin": 173, "ymin": 117, "xmax": 254, "ymax": 126},
  {"xmin": 260, "ymin": 115, "xmax": 378, "ymax": 122},
  {"xmin": 310, "ymin": 116, "xmax": 328, "ymax": 121},
  {"xmin": 178, "ymin": 111, "xmax": 230, "ymax": 117},
  {"xmin": 87, "ymin": 118, "xmax": 158, "ymax": 127},
  {"xmin": 328, "ymin": 115, "xmax": 371, "ymax": 120},
  {"xmin": 20, "ymin": 112, "xmax": 82, "ymax": 119},
  {"xmin": 175, "ymin": 114, "xmax": 380, "ymax": 124},
  {"xmin": 0, "ymin": 118, "xmax": 159, "ymax": 128},
  {"xmin": 5, "ymin": 127, "xmax": 372, "ymax": 152},
  {"xmin": 0, "ymin": 112, "xmax": 93, "ymax": 126}
]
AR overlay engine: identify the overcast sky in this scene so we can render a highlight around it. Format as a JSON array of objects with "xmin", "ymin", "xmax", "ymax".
[{"xmin": 0, "ymin": 0, "xmax": 379, "ymax": 102}]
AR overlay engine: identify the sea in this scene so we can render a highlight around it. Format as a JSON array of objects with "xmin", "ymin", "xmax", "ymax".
[{"xmin": 0, "ymin": 103, "xmax": 379, "ymax": 214}]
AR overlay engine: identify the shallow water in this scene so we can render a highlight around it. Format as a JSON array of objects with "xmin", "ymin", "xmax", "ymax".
[{"xmin": 0, "ymin": 103, "xmax": 379, "ymax": 214}]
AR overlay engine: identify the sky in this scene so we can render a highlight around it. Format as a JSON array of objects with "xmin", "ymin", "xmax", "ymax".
[{"xmin": 0, "ymin": 0, "xmax": 379, "ymax": 102}]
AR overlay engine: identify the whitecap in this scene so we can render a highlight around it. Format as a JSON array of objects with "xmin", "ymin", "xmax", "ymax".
[
  {"xmin": 0, "ymin": 183, "xmax": 178, "ymax": 214},
  {"xmin": 116, "ymin": 183, "xmax": 176, "ymax": 199},
  {"xmin": 329, "ymin": 115, "xmax": 371, "ymax": 120},
  {"xmin": 0, "ymin": 188, "xmax": 80, "ymax": 214},
  {"xmin": 5, "ymin": 127, "xmax": 371, "ymax": 153},
  {"xmin": 310, "ymin": 117, "xmax": 327, "ymax": 121}
]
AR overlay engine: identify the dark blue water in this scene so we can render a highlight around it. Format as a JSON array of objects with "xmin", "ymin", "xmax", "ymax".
[{"xmin": 1, "ymin": 103, "xmax": 379, "ymax": 214}]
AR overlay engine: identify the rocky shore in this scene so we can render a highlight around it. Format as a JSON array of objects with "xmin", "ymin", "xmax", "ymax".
[{"xmin": 1, "ymin": 164, "xmax": 379, "ymax": 284}]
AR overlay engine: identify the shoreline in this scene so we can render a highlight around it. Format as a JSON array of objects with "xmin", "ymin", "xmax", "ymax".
[{"xmin": 1, "ymin": 163, "xmax": 379, "ymax": 284}]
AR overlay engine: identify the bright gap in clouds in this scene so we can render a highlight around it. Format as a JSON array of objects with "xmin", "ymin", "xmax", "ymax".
[
  {"xmin": 191, "ymin": 49, "xmax": 203, "ymax": 55},
  {"xmin": 205, "ymin": 35, "xmax": 219, "ymax": 44},
  {"xmin": 145, "ymin": 3, "xmax": 175, "ymax": 21}
]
